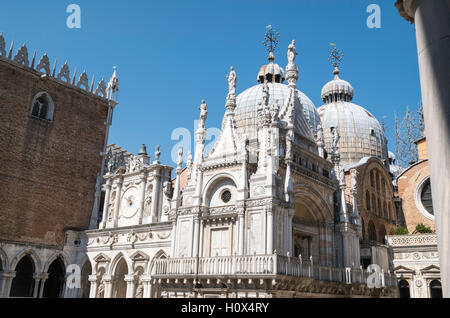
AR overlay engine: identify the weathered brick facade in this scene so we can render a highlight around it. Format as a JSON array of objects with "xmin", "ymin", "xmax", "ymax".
[{"xmin": 0, "ymin": 58, "xmax": 109, "ymax": 247}]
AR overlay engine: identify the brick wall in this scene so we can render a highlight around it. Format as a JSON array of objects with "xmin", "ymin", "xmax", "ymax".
[{"xmin": 0, "ymin": 58, "xmax": 109, "ymax": 247}]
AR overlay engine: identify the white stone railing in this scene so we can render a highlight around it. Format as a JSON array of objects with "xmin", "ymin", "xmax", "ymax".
[
  {"xmin": 152, "ymin": 254, "xmax": 397, "ymax": 287},
  {"xmin": 387, "ymin": 234, "xmax": 437, "ymax": 247}
]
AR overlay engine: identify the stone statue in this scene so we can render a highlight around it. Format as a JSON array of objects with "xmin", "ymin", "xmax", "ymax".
[
  {"xmin": 331, "ymin": 127, "xmax": 340, "ymax": 154},
  {"xmin": 176, "ymin": 147, "xmax": 183, "ymax": 168},
  {"xmin": 285, "ymin": 134, "xmax": 294, "ymax": 160},
  {"xmin": 351, "ymin": 169, "xmax": 358, "ymax": 192},
  {"xmin": 226, "ymin": 66, "xmax": 237, "ymax": 97},
  {"xmin": 154, "ymin": 146, "xmax": 161, "ymax": 164},
  {"xmin": 96, "ymin": 283, "xmax": 105, "ymax": 298},
  {"xmin": 288, "ymin": 40, "xmax": 298, "ymax": 66},
  {"xmin": 135, "ymin": 284, "xmax": 144, "ymax": 299},
  {"xmin": 163, "ymin": 181, "xmax": 172, "ymax": 198},
  {"xmin": 271, "ymin": 100, "xmax": 280, "ymax": 123},
  {"xmin": 199, "ymin": 100, "xmax": 208, "ymax": 129},
  {"xmin": 337, "ymin": 166, "xmax": 345, "ymax": 185},
  {"xmin": 107, "ymin": 156, "xmax": 115, "ymax": 173},
  {"xmin": 316, "ymin": 124, "xmax": 324, "ymax": 145},
  {"xmin": 262, "ymin": 81, "xmax": 269, "ymax": 106}
]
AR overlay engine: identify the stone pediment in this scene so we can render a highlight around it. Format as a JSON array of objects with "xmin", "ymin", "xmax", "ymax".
[
  {"xmin": 420, "ymin": 264, "xmax": 440, "ymax": 273},
  {"xmin": 94, "ymin": 253, "xmax": 111, "ymax": 263},
  {"xmin": 394, "ymin": 265, "xmax": 414, "ymax": 273}
]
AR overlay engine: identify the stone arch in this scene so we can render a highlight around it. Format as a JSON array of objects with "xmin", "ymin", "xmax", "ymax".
[
  {"xmin": 80, "ymin": 257, "xmax": 92, "ymax": 299},
  {"xmin": 293, "ymin": 183, "xmax": 333, "ymax": 222},
  {"xmin": 202, "ymin": 173, "xmax": 238, "ymax": 207},
  {"xmin": 148, "ymin": 250, "xmax": 168, "ymax": 274},
  {"xmin": 111, "ymin": 257, "xmax": 129, "ymax": 298},
  {"xmin": 10, "ymin": 248, "xmax": 42, "ymax": 274},
  {"xmin": 109, "ymin": 252, "xmax": 131, "ymax": 276},
  {"xmin": 130, "ymin": 251, "xmax": 150, "ymax": 274},
  {"xmin": 93, "ymin": 253, "xmax": 111, "ymax": 275},
  {"xmin": 9, "ymin": 254, "xmax": 36, "ymax": 297},
  {"xmin": 399, "ymin": 280, "xmax": 411, "ymax": 298},
  {"xmin": 30, "ymin": 91, "xmax": 55, "ymax": 121},
  {"xmin": 42, "ymin": 257, "xmax": 66, "ymax": 298},
  {"xmin": 365, "ymin": 191, "xmax": 371, "ymax": 211},
  {"xmin": 429, "ymin": 280, "xmax": 443, "ymax": 298},
  {"xmin": 43, "ymin": 252, "xmax": 68, "ymax": 273},
  {"xmin": 0, "ymin": 247, "xmax": 9, "ymax": 271}
]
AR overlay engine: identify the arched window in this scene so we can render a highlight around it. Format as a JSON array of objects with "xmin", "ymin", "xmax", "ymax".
[
  {"xmin": 10, "ymin": 255, "xmax": 35, "ymax": 297},
  {"xmin": 366, "ymin": 191, "xmax": 371, "ymax": 211},
  {"xmin": 377, "ymin": 199, "xmax": 381, "ymax": 216},
  {"xmin": 383, "ymin": 202, "xmax": 387, "ymax": 218},
  {"xmin": 376, "ymin": 171, "xmax": 380, "ymax": 192},
  {"xmin": 43, "ymin": 258, "xmax": 65, "ymax": 298},
  {"xmin": 372, "ymin": 194, "xmax": 376, "ymax": 214},
  {"xmin": 370, "ymin": 171, "xmax": 375, "ymax": 188},
  {"xmin": 430, "ymin": 280, "xmax": 443, "ymax": 298},
  {"xmin": 399, "ymin": 280, "xmax": 411, "ymax": 298},
  {"xmin": 30, "ymin": 92, "xmax": 54, "ymax": 121},
  {"xmin": 361, "ymin": 218, "xmax": 366, "ymax": 241}
]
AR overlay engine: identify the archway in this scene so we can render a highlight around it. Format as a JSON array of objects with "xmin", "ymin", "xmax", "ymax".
[
  {"xmin": 80, "ymin": 260, "xmax": 92, "ymax": 298},
  {"xmin": 43, "ymin": 258, "xmax": 65, "ymax": 298},
  {"xmin": 112, "ymin": 258, "xmax": 128, "ymax": 298},
  {"xmin": 10, "ymin": 255, "xmax": 35, "ymax": 297},
  {"xmin": 429, "ymin": 280, "xmax": 442, "ymax": 298},
  {"xmin": 398, "ymin": 280, "xmax": 410, "ymax": 298}
]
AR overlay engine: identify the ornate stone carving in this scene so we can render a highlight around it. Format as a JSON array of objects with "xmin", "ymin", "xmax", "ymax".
[
  {"xmin": 95, "ymin": 79, "xmax": 107, "ymax": 98},
  {"xmin": 77, "ymin": 71, "xmax": 89, "ymax": 90},
  {"xmin": 13, "ymin": 44, "xmax": 29, "ymax": 67},
  {"xmin": 58, "ymin": 62, "xmax": 71, "ymax": 83},
  {"xmin": 36, "ymin": 54, "xmax": 50, "ymax": 75},
  {"xmin": 199, "ymin": 100, "xmax": 208, "ymax": 129}
]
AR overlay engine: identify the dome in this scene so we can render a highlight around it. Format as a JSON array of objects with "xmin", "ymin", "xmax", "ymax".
[
  {"xmin": 318, "ymin": 101, "xmax": 388, "ymax": 165},
  {"xmin": 235, "ymin": 82, "xmax": 320, "ymax": 141},
  {"xmin": 257, "ymin": 51, "xmax": 285, "ymax": 84},
  {"xmin": 321, "ymin": 68, "xmax": 354, "ymax": 103}
]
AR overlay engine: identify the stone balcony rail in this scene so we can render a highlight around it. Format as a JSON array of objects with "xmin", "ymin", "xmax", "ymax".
[
  {"xmin": 387, "ymin": 234, "xmax": 438, "ymax": 247},
  {"xmin": 152, "ymin": 254, "xmax": 397, "ymax": 287}
]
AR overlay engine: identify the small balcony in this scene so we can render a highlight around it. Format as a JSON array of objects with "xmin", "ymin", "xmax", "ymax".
[{"xmin": 151, "ymin": 253, "xmax": 398, "ymax": 288}]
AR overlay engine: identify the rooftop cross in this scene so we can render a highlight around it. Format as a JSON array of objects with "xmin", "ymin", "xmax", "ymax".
[
  {"xmin": 328, "ymin": 43, "xmax": 344, "ymax": 71},
  {"xmin": 262, "ymin": 25, "xmax": 280, "ymax": 55}
]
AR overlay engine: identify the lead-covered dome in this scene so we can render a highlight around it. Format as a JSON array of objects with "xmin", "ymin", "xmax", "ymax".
[
  {"xmin": 318, "ymin": 68, "xmax": 388, "ymax": 165},
  {"xmin": 235, "ymin": 82, "xmax": 320, "ymax": 141}
]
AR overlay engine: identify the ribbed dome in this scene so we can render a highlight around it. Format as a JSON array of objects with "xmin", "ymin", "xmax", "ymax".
[
  {"xmin": 321, "ymin": 68, "xmax": 354, "ymax": 103},
  {"xmin": 318, "ymin": 101, "xmax": 388, "ymax": 165},
  {"xmin": 235, "ymin": 83, "xmax": 320, "ymax": 141},
  {"xmin": 257, "ymin": 52, "xmax": 285, "ymax": 84}
]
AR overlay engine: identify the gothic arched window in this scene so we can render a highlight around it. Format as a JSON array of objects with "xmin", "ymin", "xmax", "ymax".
[
  {"xmin": 366, "ymin": 191, "xmax": 371, "ymax": 211},
  {"xmin": 30, "ymin": 92, "xmax": 54, "ymax": 121}
]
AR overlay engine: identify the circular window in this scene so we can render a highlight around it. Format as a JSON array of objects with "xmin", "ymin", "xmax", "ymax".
[
  {"xmin": 221, "ymin": 190, "xmax": 232, "ymax": 203},
  {"xmin": 415, "ymin": 177, "xmax": 434, "ymax": 219}
]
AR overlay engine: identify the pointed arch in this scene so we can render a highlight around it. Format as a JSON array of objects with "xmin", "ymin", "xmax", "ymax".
[
  {"xmin": 10, "ymin": 248, "xmax": 42, "ymax": 274},
  {"xmin": 109, "ymin": 252, "xmax": 131, "ymax": 276},
  {"xmin": 43, "ymin": 252, "xmax": 68, "ymax": 273},
  {"xmin": 293, "ymin": 183, "xmax": 333, "ymax": 222},
  {"xmin": 148, "ymin": 250, "xmax": 168, "ymax": 274}
]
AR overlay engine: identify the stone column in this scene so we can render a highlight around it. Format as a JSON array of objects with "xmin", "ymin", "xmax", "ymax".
[
  {"xmin": 266, "ymin": 207, "xmax": 273, "ymax": 255},
  {"xmin": 138, "ymin": 173, "xmax": 147, "ymax": 224},
  {"xmin": 32, "ymin": 274, "xmax": 43, "ymax": 298},
  {"xmin": 100, "ymin": 178, "xmax": 112, "ymax": 229},
  {"xmin": 103, "ymin": 275, "xmax": 113, "ymax": 298},
  {"xmin": 0, "ymin": 271, "xmax": 15, "ymax": 298},
  {"xmin": 125, "ymin": 274, "xmax": 136, "ymax": 298},
  {"xmin": 396, "ymin": 0, "xmax": 450, "ymax": 297},
  {"xmin": 140, "ymin": 275, "xmax": 152, "ymax": 298},
  {"xmin": 170, "ymin": 221, "xmax": 177, "ymax": 257},
  {"xmin": 192, "ymin": 216, "xmax": 200, "ymax": 257},
  {"xmin": 113, "ymin": 177, "xmax": 123, "ymax": 228},
  {"xmin": 150, "ymin": 171, "xmax": 161, "ymax": 223},
  {"xmin": 88, "ymin": 275, "xmax": 98, "ymax": 298},
  {"xmin": 238, "ymin": 211, "xmax": 245, "ymax": 256}
]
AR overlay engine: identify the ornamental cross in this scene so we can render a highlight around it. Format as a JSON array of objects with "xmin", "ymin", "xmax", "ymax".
[
  {"xmin": 329, "ymin": 43, "xmax": 344, "ymax": 69},
  {"xmin": 262, "ymin": 25, "xmax": 280, "ymax": 53}
]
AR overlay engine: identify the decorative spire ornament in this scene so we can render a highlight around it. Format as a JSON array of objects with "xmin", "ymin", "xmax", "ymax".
[
  {"xmin": 329, "ymin": 43, "xmax": 344, "ymax": 78},
  {"xmin": 262, "ymin": 25, "xmax": 280, "ymax": 62}
]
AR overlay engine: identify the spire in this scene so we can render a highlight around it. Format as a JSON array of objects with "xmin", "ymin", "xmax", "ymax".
[
  {"xmin": 137, "ymin": 144, "xmax": 150, "ymax": 165},
  {"xmin": 262, "ymin": 25, "xmax": 280, "ymax": 60},
  {"xmin": 329, "ymin": 43, "xmax": 343, "ymax": 77},
  {"xmin": 138, "ymin": 144, "xmax": 148, "ymax": 156}
]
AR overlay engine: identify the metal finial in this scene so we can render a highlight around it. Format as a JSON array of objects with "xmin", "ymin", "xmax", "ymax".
[
  {"xmin": 328, "ymin": 43, "xmax": 344, "ymax": 72},
  {"xmin": 262, "ymin": 25, "xmax": 280, "ymax": 56}
]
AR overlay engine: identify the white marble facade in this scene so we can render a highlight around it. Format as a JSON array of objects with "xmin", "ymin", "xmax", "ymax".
[{"xmin": 85, "ymin": 41, "xmax": 398, "ymax": 298}]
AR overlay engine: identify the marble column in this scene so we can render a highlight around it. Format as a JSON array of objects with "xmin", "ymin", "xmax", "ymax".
[
  {"xmin": 113, "ymin": 178, "xmax": 123, "ymax": 228},
  {"xmin": 88, "ymin": 275, "xmax": 99, "ymax": 298},
  {"xmin": 238, "ymin": 211, "xmax": 245, "ymax": 256},
  {"xmin": 0, "ymin": 271, "xmax": 15, "ymax": 298},
  {"xmin": 266, "ymin": 208, "xmax": 273, "ymax": 255},
  {"xmin": 125, "ymin": 274, "xmax": 136, "ymax": 298},
  {"xmin": 100, "ymin": 178, "xmax": 112, "ymax": 229},
  {"xmin": 396, "ymin": 0, "xmax": 450, "ymax": 297},
  {"xmin": 192, "ymin": 216, "xmax": 200, "ymax": 257},
  {"xmin": 150, "ymin": 171, "xmax": 161, "ymax": 223},
  {"xmin": 103, "ymin": 275, "xmax": 113, "ymax": 298},
  {"xmin": 138, "ymin": 174, "xmax": 147, "ymax": 224}
]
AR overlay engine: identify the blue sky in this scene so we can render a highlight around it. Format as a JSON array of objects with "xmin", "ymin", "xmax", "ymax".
[{"xmin": 1, "ymin": 0, "xmax": 421, "ymax": 165}]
